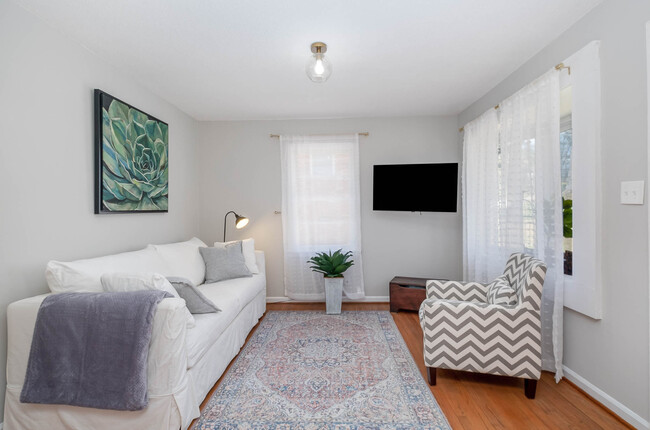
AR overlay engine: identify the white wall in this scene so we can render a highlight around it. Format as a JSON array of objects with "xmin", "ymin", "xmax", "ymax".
[
  {"xmin": 458, "ymin": 0, "xmax": 649, "ymax": 423},
  {"xmin": 198, "ymin": 117, "xmax": 462, "ymax": 299},
  {"xmin": 0, "ymin": 1, "xmax": 201, "ymax": 418}
]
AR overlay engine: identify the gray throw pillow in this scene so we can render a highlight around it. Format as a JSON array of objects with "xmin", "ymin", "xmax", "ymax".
[
  {"xmin": 199, "ymin": 242, "xmax": 252, "ymax": 284},
  {"xmin": 166, "ymin": 277, "xmax": 220, "ymax": 314}
]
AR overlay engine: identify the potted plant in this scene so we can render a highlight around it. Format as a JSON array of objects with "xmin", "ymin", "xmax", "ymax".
[{"xmin": 307, "ymin": 249, "xmax": 354, "ymax": 314}]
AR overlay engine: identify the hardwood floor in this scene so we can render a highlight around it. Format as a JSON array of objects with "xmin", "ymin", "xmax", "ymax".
[{"xmin": 194, "ymin": 302, "xmax": 632, "ymax": 430}]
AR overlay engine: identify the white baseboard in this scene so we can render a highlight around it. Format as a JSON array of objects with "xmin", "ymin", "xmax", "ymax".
[
  {"xmin": 563, "ymin": 365, "xmax": 649, "ymax": 429},
  {"xmin": 266, "ymin": 296, "xmax": 291, "ymax": 303},
  {"xmin": 267, "ymin": 296, "xmax": 390, "ymax": 303}
]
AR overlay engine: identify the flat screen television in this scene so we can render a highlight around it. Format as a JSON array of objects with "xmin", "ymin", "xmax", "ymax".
[{"xmin": 373, "ymin": 163, "xmax": 458, "ymax": 212}]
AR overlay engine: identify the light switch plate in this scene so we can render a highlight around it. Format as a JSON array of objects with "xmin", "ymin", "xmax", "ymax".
[{"xmin": 620, "ymin": 181, "xmax": 645, "ymax": 205}]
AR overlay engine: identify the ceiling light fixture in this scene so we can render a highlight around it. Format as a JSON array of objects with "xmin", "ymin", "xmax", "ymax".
[{"xmin": 306, "ymin": 42, "xmax": 332, "ymax": 83}]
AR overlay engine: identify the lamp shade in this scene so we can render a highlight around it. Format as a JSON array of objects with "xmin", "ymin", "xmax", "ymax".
[{"xmin": 235, "ymin": 215, "xmax": 249, "ymax": 229}]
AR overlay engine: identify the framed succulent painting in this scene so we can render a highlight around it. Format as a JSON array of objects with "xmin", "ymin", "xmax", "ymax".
[{"xmin": 94, "ymin": 90, "xmax": 168, "ymax": 213}]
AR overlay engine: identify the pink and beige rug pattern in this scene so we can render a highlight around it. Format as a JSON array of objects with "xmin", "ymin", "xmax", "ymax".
[{"xmin": 193, "ymin": 311, "xmax": 450, "ymax": 429}]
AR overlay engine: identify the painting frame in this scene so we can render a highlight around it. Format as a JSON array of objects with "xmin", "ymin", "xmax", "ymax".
[{"xmin": 94, "ymin": 89, "xmax": 169, "ymax": 214}]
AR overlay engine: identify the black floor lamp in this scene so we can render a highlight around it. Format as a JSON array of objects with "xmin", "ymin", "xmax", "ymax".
[{"xmin": 223, "ymin": 211, "xmax": 249, "ymax": 242}]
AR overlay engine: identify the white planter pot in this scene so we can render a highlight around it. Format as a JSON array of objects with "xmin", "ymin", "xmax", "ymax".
[{"xmin": 324, "ymin": 277, "xmax": 343, "ymax": 314}]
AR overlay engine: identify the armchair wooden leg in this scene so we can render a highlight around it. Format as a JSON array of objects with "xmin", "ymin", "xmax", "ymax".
[
  {"xmin": 426, "ymin": 367, "xmax": 437, "ymax": 386},
  {"xmin": 524, "ymin": 379, "xmax": 537, "ymax": 399}
]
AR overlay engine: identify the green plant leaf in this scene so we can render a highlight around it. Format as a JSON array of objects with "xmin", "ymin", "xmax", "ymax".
[
  {"xmin": 562, "ymin": 198, "xmax": 573, "ymax": 238},
  {"xmin": 153, "ymin": 195, "xmax": 168, "ymax": 210},
  {"xmin": 148, "ymin": 184, "xmax": 168, "ymax": 198},
  {"xmin": 110, "ymin": 119, "xmax": 131, "ymax": 160},
  {"xmin": 102, "ymin": 176, "xmax": 125, "ymax": 201},
  {"xmin": 108, "ymin": 100, "xmax": 129, "ymax": 124},
  {"xmin": 160, "ymin": 123, "xmax": 168, "ymax": 142},
  {"xmin": 102, "ymin": 108, "xmax": 113, "ymax": 144},
  {"xmin": 126, "ymin": 122, "xmax": 138, "ymax": 146},
  {"xmin": 132, "ymin": 121, "xmax": 146, "ymax": 139},
  {"xmin": 137, "ymin": 195, "xmax": 161, "ymax": 211},
  {"xmin": 145, "ymin": 120, "xmax": 163, "ymax": 142},
  {"xmin": 104, "ymin": 200, "xmax": 139, "ymax": 211},
  {"xmin": 103, "ymin": 138, "xmax": 123, "ymax": 177},
  {"xmin": 114, "ymin": 180, "xmax": 143, "ymax": 202},
  {"xmin": 129, "ymin": 108, "xmax": 148, "ymax": 128},
  {"xmin": 307, "ymin": 249, "xmax": 354, "ymax": 277}
]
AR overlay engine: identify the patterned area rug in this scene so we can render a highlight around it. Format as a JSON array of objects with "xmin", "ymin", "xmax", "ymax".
[{"xmin": 193, "ymin": 311, "xmax": 450, "ymax": 429}]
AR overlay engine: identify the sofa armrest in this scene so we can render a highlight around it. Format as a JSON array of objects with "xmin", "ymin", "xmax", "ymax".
[
  {"xmin": 6, "ymin": 294, "xmax": 48, "ymax": 387},
  {"xmin": 254, "ymin": 250, "xmax": 266, "ymax": 275},
  {"xmin": 425, "ymin": 280, "xmax": 489, "ymax": 303},
  {"xmin": 419, "ymin": 299, "xmax": 542, "ymax": 379},
  {"xmin": 6, "ymin": 295, "xmax": 190, "ymax": 396}
]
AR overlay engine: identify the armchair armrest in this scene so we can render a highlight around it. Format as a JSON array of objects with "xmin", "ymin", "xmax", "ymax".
[
  {"xmin": 425, "ymin": 280, "xmax": 489, "ymax": 303},
  {"xmin": 419, "ymin": 298, "xmax": 542, "ymax": 379},
  {"xmin": 254, "ymin": 250, "xmax": 266, "ymax": 276}
]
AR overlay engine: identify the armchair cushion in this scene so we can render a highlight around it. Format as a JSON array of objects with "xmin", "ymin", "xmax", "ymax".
[{"xmin": 486, "ymin": 275, "xmax": 517, "ymax": 306}]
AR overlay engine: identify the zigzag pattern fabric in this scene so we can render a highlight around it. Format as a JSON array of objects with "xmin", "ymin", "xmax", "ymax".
[
  {"xmin": 486, "ymin": 275, "xmax": 517, "ymax": 306},
  {"xmin": 503, "ymin": 253, "xmax": 545, "ymax": 311},
  {"xmin": 425, "ymin": 280, "xmax": 488, "ymax": 303},
  {"xmin": 420, "ymin": 253, "xmax": 547, "ymax": 379}
]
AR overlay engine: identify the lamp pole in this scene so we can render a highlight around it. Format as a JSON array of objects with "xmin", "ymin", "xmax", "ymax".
[{"xmin": 223, "ymin": 210, "xmax": 237, "ymax": 242}]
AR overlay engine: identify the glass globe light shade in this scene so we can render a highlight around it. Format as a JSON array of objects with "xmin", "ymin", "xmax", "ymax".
[{"xmin": 306, "ymin": 53, "xmax": 332, "ymax": 83}]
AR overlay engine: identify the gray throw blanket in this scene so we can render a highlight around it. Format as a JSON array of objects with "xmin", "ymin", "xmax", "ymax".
[{"xmin": 20, "ymin": 290, "xmax": 171, "ymax": 411}]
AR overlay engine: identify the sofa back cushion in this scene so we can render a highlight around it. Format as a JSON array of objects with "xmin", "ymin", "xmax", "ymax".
[
  {"xmin": 148, "ymin": 237, "xmax": 207, "ymax": 286},
  {"xmin": 46, "ymin": 247, "xmax": 168, "ymax": 293}
]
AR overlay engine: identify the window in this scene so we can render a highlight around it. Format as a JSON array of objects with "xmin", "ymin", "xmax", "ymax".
[
  {"xmin": 280, "ymin": 134, "xmax": 365, "ymax": 300},
  {"xmin": 560, "ymin": 41, "xmax": 602, "ymax": 319},
  {"xmin": 560, "ymin": 87, "xmax": 573, "ymax": 275}
]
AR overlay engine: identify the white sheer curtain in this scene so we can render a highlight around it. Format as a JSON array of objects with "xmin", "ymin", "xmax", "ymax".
[
  {"xmin": 463, "ymin": 69, "xmax": 564, "ymax": 380},
  {"xmin": 462, "ymin": 109, "xmax": 500, "ymax": 281},
  {"xmin": 280, "ymin": 134, "xmax": 365, "ymax": 300}
]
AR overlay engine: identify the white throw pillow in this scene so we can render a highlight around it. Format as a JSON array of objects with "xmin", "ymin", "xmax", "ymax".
[
  {"xmin": 100, "ymin": 272, "xmax": 196, "ymax": 328},
  {"xmin": 100, "ymin": 272, "xmax": 179, "ymax": 297},
  {"xmin": 46, "ymin": 247, "xmax": 168, "ymax": 293},
  {"xmin": 148, "ymin": 237, "xmax": 208, "ymax": 286},
  {"xmin": 214, "ymin": 238, "xmax": 259, "ymax": 274}
]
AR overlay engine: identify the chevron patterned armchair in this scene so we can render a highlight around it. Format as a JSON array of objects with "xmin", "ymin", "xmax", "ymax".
[{"xmin": 419, "ymin": 253, "xmax": 547, "ymax": 398}]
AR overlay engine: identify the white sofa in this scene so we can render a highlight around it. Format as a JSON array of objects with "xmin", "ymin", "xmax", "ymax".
[{"xmin": 4, "ymin": 238, "xmax": 266, "ymax": 430}]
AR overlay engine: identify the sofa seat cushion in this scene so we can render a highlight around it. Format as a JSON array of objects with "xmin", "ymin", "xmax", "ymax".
[{"xmin": 185, "ymin": 274, "xmax": 265, "ymax": 369}]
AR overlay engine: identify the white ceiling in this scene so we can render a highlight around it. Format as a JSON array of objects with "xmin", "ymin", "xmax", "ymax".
[{"xmin": 15, "ymin": 0, "xmax": 602, "ymax": 121}]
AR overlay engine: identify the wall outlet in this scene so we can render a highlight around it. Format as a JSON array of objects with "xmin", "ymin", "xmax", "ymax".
[{"xmin": 620, "ymin": 181, "xmax": 645, "ymax": 205}]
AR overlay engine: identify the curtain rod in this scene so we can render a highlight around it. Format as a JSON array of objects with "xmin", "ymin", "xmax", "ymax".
[
  {"xmin": 270, "ymin": 132, "xmax": 369, "ymax": 138},
  {"xmin": 458, "ymin": 62, "xmax": 570, "ymax": 134}
]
